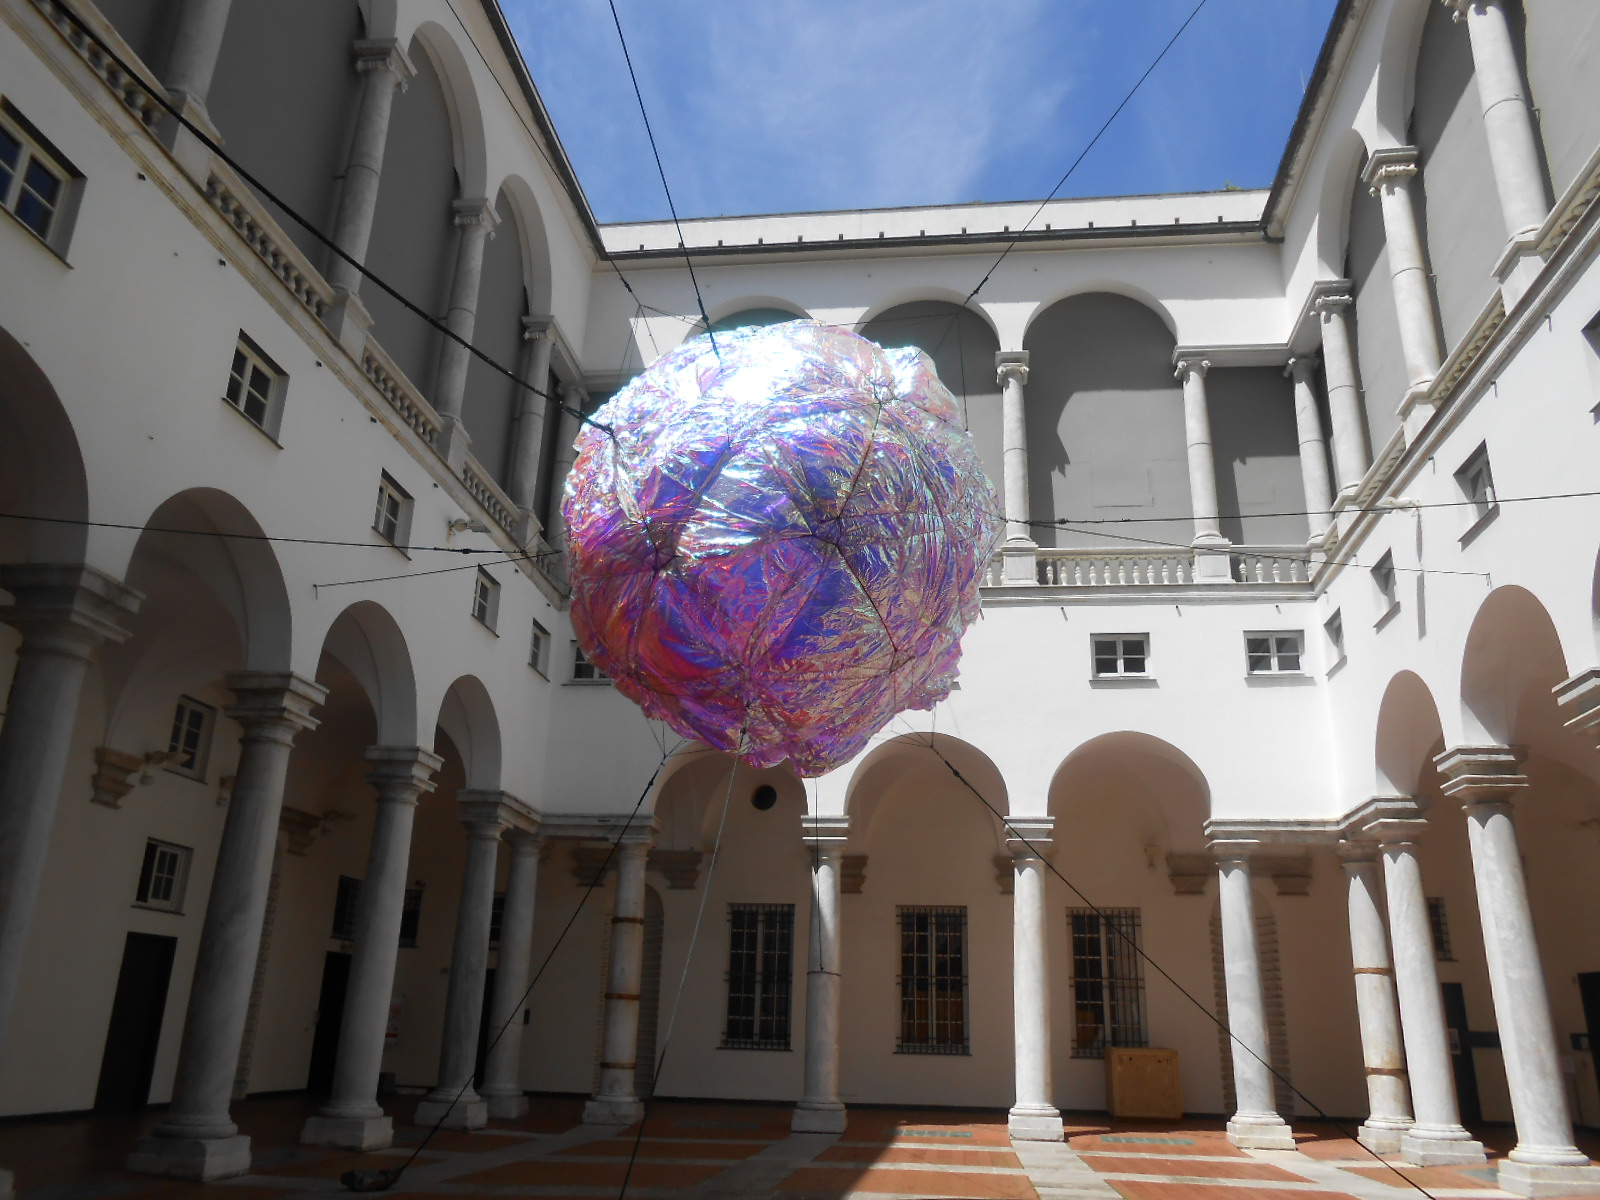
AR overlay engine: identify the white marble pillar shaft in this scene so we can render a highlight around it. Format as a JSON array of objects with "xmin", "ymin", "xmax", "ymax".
[
  {"xmin": 585, "ymin": 840, "xmax": 651, "ymax": 1125},
  {"xmin": 1216, "ymin": 853, "xmax": 1294, "ymax": 1149},
  {"xmin": 1342, "ymin": 853, "xmax": 1414, "ymax": 1152},
  {"xmin": 997, "ymin": 357, "xmax": 1032, "ymax": 544},
  {"xmin": 480, "ymin": 832, "xmax": 542, "ymax": 1119},
  {"xmin": 1009, "ymin": 850, "xmax": 1062, "ymax": 1140},
  {"xmin": 1366, "ymin": 152, "xmax": 1443, "ymax": 388},
  {"xmin": 1314, "ymin": 293, "xmax": 1369, "ymax": 491},
  {"xmin": 507, "ymin": 322, "xmax": 556, "ymax": 515},
  {"xmin": 793, "ymin": 842, "xmax": 846, "ymax": 1133},
  {"xmin": 1177, "ymin": 359, "xmax": 1225, "ymax": 546},
  {"xmin": 545, "ymin": 384, "xmax": 586, "ymax": 549},
  {"xmin": 301, "ymin": 747, "xmax": 439, "ymax": 1150},
  {"xmin": 431, "ymin": 200, "xmax": 497, "ymax": 456},
  {"xmin": 326, "ymin": 41, "xmax": 412, "ymax": 297},
  {"xmin": 1287, "ymin": 356, "xmax": 1334, "ymax": 541},
  {"xmin": 161, "ymin": 0, "xmax": 234, "ymax": 117}
]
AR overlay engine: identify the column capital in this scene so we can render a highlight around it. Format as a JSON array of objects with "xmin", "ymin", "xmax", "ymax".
[
  {"xmin": 1439, "ymin": 0, "xmax": 1486, "ymax": 18},
  {"xmin": 451, "ymin": 197, "xmax": 499, "ymax": 231},
  {"xmin": 456, "ymin": 790, "xmax": 537, "ymax": 835},
  {"xmin": 1285, "ymin": 354, "xmax": 1319, "ymax": 382},
  {"xmin": 995, "ymin": 350, "xmax": 1030, "ymax": 387},
  {"xmin": 1363, "ymin": 146, "xmax": 1421, "ymax": 195},
  {"xmin": 617, "ymin": 835, "xmax": 654, "ymax": 862},
  {"xmin": 0, "ymin": 563, "xmax": 142, "ymax": 650},
  {"xmin": 1337, "ymin": 838, "xmax": 1382, "ymax": 866},
  {"xmin": 364, "ymin": 745, "xmax": 443, "ymax": 799},
  {"xmin": 1206, "ymin": 837, "xmax": 1259, "ymax": 865},
  {"xmin": 224, "ymin": 671, "xmax": 325, "ymax": 736},
  {"xmin": 801, "ymin": 815, "xmax": 849, "ymax": 851},
  {"xmin": 1313, "ymin": 290, "xmax": 1354, "ymax": 317},
  {"xmin": 352, "ymin": 38, "xmax": 415, "ymax": 87},
  {"xmin": 1005, "ymin": 816, "xmax": 1054, "ymax": 860},
  {"xmin": 1433, "ymin": 744, "xmax": 1529, "ymax": 808},
  {"xmin": 507, "ymin": 827, "xmax": 544, "ymax": 853},
  {"xmin": 1174, "ymin": 357, "xmax": 1210, "ymax": 382},
  {"xmin": 1351, "ymin": 796, "xmax": 1430, "ymax": 847},
  {"xmin": 522, "ymin": 314, "xmax": 555, "ymax": 342}
]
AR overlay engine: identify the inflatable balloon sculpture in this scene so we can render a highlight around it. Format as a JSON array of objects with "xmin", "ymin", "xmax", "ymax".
[{"xmin": 562, "ymin": 319, "xmax": 1004, "ymax": 776}]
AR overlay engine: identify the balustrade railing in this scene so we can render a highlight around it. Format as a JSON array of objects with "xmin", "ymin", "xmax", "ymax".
[
  {"xmin": 461, "ymin": 457, "xmax": 517, "ymax": 537},
  {"xmin": 361, "ymin": 341, "xmax": 442, "ymax": 447},
  {"xmin": 204, "ymin": 167, "xmax": 332, "ymax": 319},
  {"xmin": 32, "ymin": 0, "xmax": 160, "ymax": 127},
  {"xmin": 1229, "ymin": 546, "xmax": 1312, "ymax": 584},
  {"xmin": 983, "ymin": 544, "xmax": 1315, "ymax": 589}
]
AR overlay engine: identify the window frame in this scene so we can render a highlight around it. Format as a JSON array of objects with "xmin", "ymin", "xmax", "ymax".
[
  {"xmin": 1091, "ymin": 633, "xmax": 1150, "ymax": 680},
  {"xmin": 569, "ymin": 640, "xmax": 610, "ymax": 685},
  {"xmin": 134, "ymin": 838, "xmax": 193, "ymax": 914},
  {"xmin": 721, "ymin": 902, "xmax": 795, "ymax": 1051},
  {"xmin": 1324, "ymin": 609, "xmax": 1346, "ymax": 672},
  {"xmin": 1453, "ymin": 443, "xmax": 1498, "ymax": 540},
  {"xmin": 471, "ymin": 568, "xmax": 500, "ymax": 632},
  {"xmin": 1069, "ymin": 907, "xmax": 1147, "ymax": 1059},
  {"xmin": 529, "ymin": 619, "xmax": 551, "ymax": 677},
  {"xmin": 0, "ymin": 98, "xmax": 83, "ymax": 257},
  {"xmin": 372, "ymin": 471, "xmax": 412, "ymax": 551},
  {"xmin": 896, "ymin": 905, "xmax": 969, "ymax": 1055},
  {"xmin": 222, "ymin": 332, "xmax": 287, "ymax": 441},
  {"xmin": 1243, "ymin": 630, "xmax": 1305, "ymax": 676},
  {"xmin": 1371, "ymin": 551, "xmax": 1399, "ymax": 625},
  {"xmin": 165, "ymin": 695, "xmax": 215, "ymax": 781}
]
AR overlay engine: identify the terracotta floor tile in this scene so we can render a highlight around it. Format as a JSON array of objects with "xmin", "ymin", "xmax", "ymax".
[
  {"xmin": 1108, "ymin": 1182, "xmax": 1355, "ymax": 1200},
  {"xmin": 555, "ymin": 1137, "xmax": 768, "ymax": 1160},
  {"xmin": 392, "ymin": 1128, "xmax": 524, "ymax": 1154},
  {"xmin": 779, "ymin": 1165, "xmax": 1037, "ymax": 1198},
  {"xmin": 455, "ymin": 1157, "xmax": 725, "ymax": 1187},
  {"xmin": 1074, "ymin": 1134, "xmax": 1249, "ymax": 1158},
  {"xmin": 1338, "ymin": 1162, "xmax": 1505, "ymax": 1189},
  {"xmin": 1084, "ymin": 1155, "xmax": 1306, "ymax": 1181},
  {"xmin": 253, "ymin": 1150, "xmax": 442, "ymax": 1178},
  {"xmin": 818, "ymin": 1144, "xmax": 1022, "ymax": 1168}
]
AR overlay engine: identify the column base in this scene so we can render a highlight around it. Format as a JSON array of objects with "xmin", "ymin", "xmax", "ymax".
[
  {"xmin": 1400, "ymin": 1125, "xmax": 1486, "ymax": 1165},
  {"xmin": 414, "ymin": 1092, "xmax": 487, "ymax": 1131},
  {"xmin": 583, "ymin": 1097, "xmax": 644, "ymax": 1126},
  {"xmin": 1226, "ymin": 1113, "xmax": 1295, "ymax": 1150},
  {"xmin": 300, "ymin": 1112, "xmax": 393, "ymax": 1151},
  {"xmin": 791, "ymin": 1103, "xmax": 847, "ymax": 1135},
  {"xmin": 1193, "ymin": 545, "xmax": 1234, "ymax": 583},
  {"xmin": 481, "ymin": 1089, "xmax": 529, "ymax": 1120},
  {"xmin": 1498, "ymin": 1160, "xmax": 1600, "ymax": 1197},
  {"xmin": 1008, "ymin": 1105, "xmax": 1064, "ymax": 1142},
  {"xmin": 1356, "ymin": 1119, "xmax": 1412, "ymax": 1155},
  {"xmin": 1000, "ymin": 543, "xmax": 1038, "ymax": 586},
  {"xmin": 127, "ymin": 1133, "xmax": 252, "ymax": 1181}
]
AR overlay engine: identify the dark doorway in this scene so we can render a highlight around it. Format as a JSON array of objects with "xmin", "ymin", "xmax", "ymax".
[
  {"xmin": 636, "ymin": 886, "xmax": 664, "ymax": 1099},
  {"xmin": 95, "ymin": 932, "xmax": 177, "ymax": 1112},
  {"xmin": 1579, "ymin": 972, "xmax": 1600, "ymax": 1109},
  {"xmin": 306, "ymin": 951, "xmax": 352, "ymax": 1095},
  {"xmin": 1441, "ymin": 982, "xmax": 1482, "ymax": 1125},
  {"xmin": 474, "ymin": 967, "xmax": 496, "ymax": 1086}
]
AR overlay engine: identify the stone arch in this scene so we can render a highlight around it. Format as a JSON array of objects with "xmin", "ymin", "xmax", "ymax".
[
  {"xmin": 1048, "ymin": 731, "xmax": 1211, "ymax": 853},
  {"xmin": 494, "ymin": 174, "xmax": 555, "ymax": 316},
  {"xmin": 845, "ymin": 732, "xmax": 1008, "ymax": 851},
  {"xmin": 1020, "ymin": 281, "xmax": 1178, "ymax": 344},
  {"xmin": 357, "ymin": 0, "xmax": 397, "ymax": 39},
  {"xmin": 403, "ymin": 20, "xmax": 489, "ymax": 201},
  {"xmin": 318, "ymin": 601, "xmax": 418, "ymax": 747},
  {"xmin": 855, "ymin": 288, "xmax": 1000, "ymax": 341},
  {"xmin": 0, "ymin": 326, "xmax": 88, "ymax": 564},
  {"xmin": 1371, "ymin": 0, "xmax": 1432, "ymax": 146},
  {"xmin": 1313, "ymin": 126, "xmax": 1372, "ymax": 278},
  {"xmin": 697, "ymin": 298, "xmax": 811, "ymax": 333},
  {"xmin": 433, "ymin": 674, "xmax": 501, "ymax": 790},
  {"xmin": 1374, "ymin": 669, "xmax": 1445, "ymax": 796},
  {"xmin": 1458, "ymin": 584, "xmax": 1571, "ymax": 746},
  {"xmin": 463, "ymin": 186, "xmax": 531, "ymax": 485},
  {"xmin": 652, "ymin": 750, "xmax": 805, "ymax": 852}
]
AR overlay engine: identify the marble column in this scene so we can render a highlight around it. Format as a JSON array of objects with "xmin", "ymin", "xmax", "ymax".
[
  {"xmin": 155, "ymin": 0, "xmax": 233, "ymax": 170},
  {"xmin": 1008, "ymin": 825, "xmax": 1062, "ymax": 1141},
  {"xmin": 793, "ymin": 822, "xmax": 848, "ymax": 1134},
  {"xmin": 0, "ymin": 566, "xmax": 138, "ymax": 1046},
  {"xmin": 1436, "ymin": 748, "xmax": 1600, "ymax": 1196},
  {"xmin": 1176, "ymin": 358, "xmax": 1231, "ymax": 583},
  {"xmin": 415, "ymin": 797, "xmax": 507, "ymax": 1131},
  {"xmin": 1287, "ymin": 356, "xmax": 1334, "ymax": 543},
  {"xmin": 584, "ymin": 838, "xmax": 652, "ymax": 1125},
  {"xmin": 1339, "ymin": 844, "xmax": 1414, "ymax": 1153},
  {"xmin": 324, "ymin": 40, "xmax": 414, "ymax": 347},
  {"xmin": 507, "ymin": 318, "xmax": 556, "ymax": 520},
  {"xmin": 544, "ymin": 383, "xmax": 587, "ymax": 551},
  {"xmin": 1313, "ymin": 290, "xmax": 1370, "ymax": 494},
  {"xmin": 130, "ymin": 673, "xmax": 326, "ymax": 1181},
  {"xmin": 1368, "ymin": 816, "xmax": 1485, "ymax": 1165},
  {"xmin": 1214, "ymin": 849, "xmax": 1294, "ymax": 1149},
  {"xmin": 480, "ymin": 830, "xmax": 543, "ymax": 1119},
  {"xmin": 431, "ymin": 199, "xmax": 499, "ymax": 463},
  {"xmin": 1363, "ymin": 149, "xmax": 1443, "ymax": 393},
  {"xmin": 301, "ymin": 747, "xmax": 441, "ymax": 1150},
  {"xmin": 995, "ymin": 352, "xmax": 1036, "ymax": 585}
]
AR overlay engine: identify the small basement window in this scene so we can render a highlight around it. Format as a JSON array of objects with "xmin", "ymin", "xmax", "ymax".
[
  {"xmin": 223, "ymin": 333, "xmax": 285, "ymax": 438},
  {"xmin": 1245, "ymin": 631, "xmax": 1303, "ymax": 675},
  {"xmin": 1092, "ymin": 634, "xmax": 1149, "ymax": 678},
  {"xmin": 135, "ymin": 839, "xmax": 192, "ymax": 913}
]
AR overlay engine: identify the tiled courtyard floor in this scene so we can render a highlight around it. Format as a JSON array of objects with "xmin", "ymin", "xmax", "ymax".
[{"xmin": 2, "ymin": 1096, "xmax": 1598, "ymax": 1200}]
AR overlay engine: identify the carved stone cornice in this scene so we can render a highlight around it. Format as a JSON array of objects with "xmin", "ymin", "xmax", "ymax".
[{"xmin": 1363, "ymin": 146, "xmax": 1421, "ymax": 195}]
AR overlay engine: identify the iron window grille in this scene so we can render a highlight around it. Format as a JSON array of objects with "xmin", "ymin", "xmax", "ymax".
[
  {"xmin": 0, "ymin": 101, "xmax": 75, "ymax": 248},
  {"xmin": 166, "ymin": 695, "xmax": 215, "ymax": 779},
  {"xmin": 373, "ymin": 472, "xmax": 411, "ymax": 547},
  {"xmin": 223, "ymin": 334, "xmax": 284, "ymax": 435},
  {"xmin": 134, "ymin": 839, "xmax": 191, "ymax": 913},
  {"xmin": 722, "ymin": 903, "xmax": 794, "ymax": 1050},
  {"xmin": 1070, "ymin": 907, "xmax": 1146, "ymax": 1058},
  {"xmin": 1092, "ymin": 635, "xmax": 1149, "ymax": 678},
  {"xmin": 398, "ymin": 886, "xmax": 423, "ymax": 948},
  {"xmin": 331, "ymin": 875, "xmax": 362, "ymax": 942},
  {"xmin": 897, "ymin": 906, "xmax": 969, "ymax": 1054},
  {"xmin": 1245, "ymin": 631, "xmax": 1303, "ymax": 674},
  {"xmin": 471, "ymin": 568, "xmax": 499, "ymax": 630},
  {"xmin": 1427, "ymin": 896, "xmax": 1455, "ymax": 962}
]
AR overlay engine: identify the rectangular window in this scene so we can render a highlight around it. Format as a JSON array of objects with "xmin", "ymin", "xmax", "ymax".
[
  {"xmin": 1070, "ymin": 908, "xmax": 1146, "ymax": 1058},
  {"xmin": 1372, "ymin": 551, "xmax": 1398, "ymax": 616},
  {"xmin": 331, "ymin": 875, "xmax": 363, "ymax": 942},
  {"xmin": 1454, "ymin": 443, "xmax": 1497, "ymax": 526},
  {"xmin": 529, "ymin": 620, "xmax": 550, "ymax": 676},
  {"xmin": 723, "ymin": 903, "xmax": 795, "ymax": 1050},
  {"xmin": 897, "ymin": 906, "xmax": 968, "ymax": 1054},
  {"xmin": 571, "ymin": 641, "xmax": 609, "ymax": 683},
  {"xmin": 1092, "ymin": 634, "xmax": 1149, "ymax": 678},
  {"xmin": 166, "ymin": 696, "xmax": 214, "ymax": 779},
  {"xmin": 223, "ymin": 333, "xmax": 284, "ymax": 437},
  {"xmin": 372, "ymin": 472, "xmax": 411, "ymax": 548},
  {"xmin": 0, "ymin": 101, "xmax": 77, "ymax": 251},
  {"xmin": 134, "ymin": 839, "xmax": 192, "ymax": 913},
  {"xmin": 1428, "ymin": 897, "xmax": 1454, "ymax": 961},
  {"xmin": 398, "ymin": 886, "xmax": 423, "ymax": 948},
  {"xmin": 1324, "ymin": 609, "xmax": 1345, "ymax": 664},
  {"xmin": 1245, "ymin": 631, "xmax": 1304, "ymax": 674},
  {"xmin": 471, "ymin": 568, "xmax": 499, "ymax": 631}
]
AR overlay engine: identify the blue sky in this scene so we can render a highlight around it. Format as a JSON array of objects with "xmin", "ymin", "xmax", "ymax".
[{"xmin": 504, "ymin": 1, "xmax": 1339, "ymax": 224}]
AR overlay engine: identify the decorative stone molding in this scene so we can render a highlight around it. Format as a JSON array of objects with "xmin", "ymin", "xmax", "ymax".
[
  {"xmin": 89, "ymin": 746, "xmax": 142, "ymax": 808},
  {"xmin": 1554, "ymin": 668, "xmax": 1600, "ymax": 749},
  {"xmin": 800, "ymin": 815, "xmax": 849, "ymax": 851},
  {"xmin": 993, "ymin": 856, "xmax": 1015, "ymax": 894},
  {"xmin": 456, "ymin": 789, "xmax": 540, "ymax": 834},
  {"xmin": 1256, "ymin": 855, "xmax": 1314, "ymax": 896},
  {"xmin": 1432, "ymin": 745, "xmax": 1529, "ymax": 805},
  {"xmin": 451, "ymin": 197, "xmax": 499, "ymax": 232},
  {"xmin": 0, "ymin": 563, "xmax": 141, "ymax": 649},
  {"xmin": 1174, "ymin": 357, "xmax": 1211, "ymax": 382},
  {"xmin": 1363, "ymin": 146, "xmax": 1421, "ymax": 195},
  {"xmin": 1166, "ymin": 853, "xmax": 1213, "ymax": 895},
  {"xmin": 994, "ymin": 350, "xmax": 1029, "ymax": 387},
  {"xmin": 279, "ymin": 807, "xmax": 321, "ymax": 856},
  {"xmin": 647, "ymin": 849, "xmax": 703, "ymax": 889},
  {"xmin": 840, "ymin": 855, "xmax": 868, "ymax": 894},
  {"xmin": 223, "ymin": 671, "xmax": 326, "ymax": 739},
  {"xmin": 352, "ymin": 37, "xmax": 415, "ymax": 88}
]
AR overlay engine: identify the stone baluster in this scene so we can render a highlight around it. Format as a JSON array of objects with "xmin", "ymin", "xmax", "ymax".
[
  {"xmin": 507, "ymin": 317, "xmax": 556, "ymax": 524},
  {"xmin": 1286, "ymin": 356, "xmax": 1333, "ymax": 543},
  {"xmin": 415, "ymin": 795, "xmax": 509, "ymax": 1131},
  {"xmin": 301, "ymin": 747, "xmax": 441, "ymax": 1150},
  {"xmin": 1009, "ymin": 821, "xmax": 1063, "ymax": 1141},
  {"xmin": 131, "ymin": 673, "xmax": 326, "ymax": 1181},
  {"xmin": 480, "ymin": 829, "xmax": 543, "ymax": 1119},
  {"xmin": 585, "ymin": 838, "xmax": 653, "ymax": 1125},
  {"xmin": 431, "ymin": 199, "xmax": 499, "ymax": 465},
  {"xmin": 1212, "ymin": 846, "xmax": 1295, "ymax": 1149},
  {"xmin": 1435, "ymin": 748, "xmax": 1600, "ymax": 1195},
  {"xmin": 1362, "ymin": 149, "xmax": 1443, "ymax": 396},
  {"xmin": 793, "ymin": 818, "xmax": 848, "ymax": 1133}
]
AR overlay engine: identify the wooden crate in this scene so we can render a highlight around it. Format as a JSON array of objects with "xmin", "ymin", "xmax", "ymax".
[{"xmin": 1105, "ymin": 1047, "xmax": 1182, "ymax": 1119}]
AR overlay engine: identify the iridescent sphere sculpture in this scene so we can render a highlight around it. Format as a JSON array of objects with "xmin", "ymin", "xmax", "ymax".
[{"xmin": 562, "ymin": 319, "xmax": 1003, "ymax": 776}]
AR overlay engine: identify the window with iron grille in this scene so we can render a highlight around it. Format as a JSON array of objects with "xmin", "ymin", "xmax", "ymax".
[
  {"xmin": 373, "ymin": 472, "xmax": 411, "ymax": 548},
  {"xmin": 1070, "ymin": 908, "xmax": 1146, "ymax": 1058},
  {"xmin": 722, "ymin": 903, "xmax": 794, "ymax": 1050},
  {"xmin": 166, "ymin": 696, "xmax": 214, "ymax": 779},
  {"xmin": 1245, "ymin": 631, "xmax": 1303, "ymax": 674},
  {"xmin": 223, "ymin": 334, "xmax": 284, "ymax": 436},
  {"xmin": 134, "ymin": 839, "xmax": 191, "ymax": 913},
  {"xmin": 1092, "ymin": 634, "xmax": 1148, "ymax": 678},
  {"xmin": 897, "ymin": 906, "xmax": 968, "ymax": 1054},
  {"xmin": 0, "ymin": 100, "xmax": 77, "ymax": 251},
  {"xmin": 331, "ymin": 875, "xmax": 362, "ymax": 942},
  {"xmin": 1427, "ymin": 896, "xmax": 1454, "ymax": 961},
  {"xmin": 398, "ymin": 886, "xmax": 423, "ymax": 948}
]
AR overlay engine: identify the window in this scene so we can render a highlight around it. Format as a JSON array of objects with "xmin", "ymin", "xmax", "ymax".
[
  {"xmin": 134, "ymin": 839, "xmax": 192, "ymax": 913},
  {"xmin": 1428, "ymin": 897, "xmax": 1454, "ymax": 962},
  {"xmin": 897, "ymin": 906, "xmax": 968, "ymax": 1054},
  {"xmin": 1372, "ymin": 551, "xmax": 1398, "ymax": 617},
  {"xmin": 471, "ymin": 569, "xmax": 499, "ymax": 631},
  {"xmin": 166, "ymin": 696, "xmax": 214, "ymax": 779},
  {"xmin": 1324, "ymin": 609, "xmax": 1345, "ymax": 665},
  {"xmin": 529, "ymin": 620, "xmax": 550, "ymax": 676},
  {"xmin": 723, "ymin": 904, "xmax": 794, "ymax": 1050},
  {"xmin": 1245, "ymin": 631, "xmax": 1303, "ymax": 675},
  {"xmin": 489, "ymin": 893, "xmax": 505, "ymax": 946},
  {"xmin": 1070, "ymin": 908, "xmax": 1146, "ymax": 1058},
  {"xmin": 398, "ymin": 886, "xmax": 423, "ymax": 948},
  {"xmin": 372, "ymin": 472, "xmax": 411, "ymax": 548},
  {"xmin": 0, "ymin": 101, "xmax": 78, "ymax": 251},
  {"xmin": 1454, "ymin": 444, "xmax": 1497, "ymax": 529},
  {"xmin": 571, "ymin": 641, "xmax": 609, "ymax": 683},
  {"xmin": 223, "ymin": 334, "xmax": 285, "ymax": 437},
  {"xmin": 1092, "ymin": 634, "xmax": 1149, "ymax": 678},
  {"xmin": 331, "ymin": 875, "xmax": 363, "ymax": 942}
]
